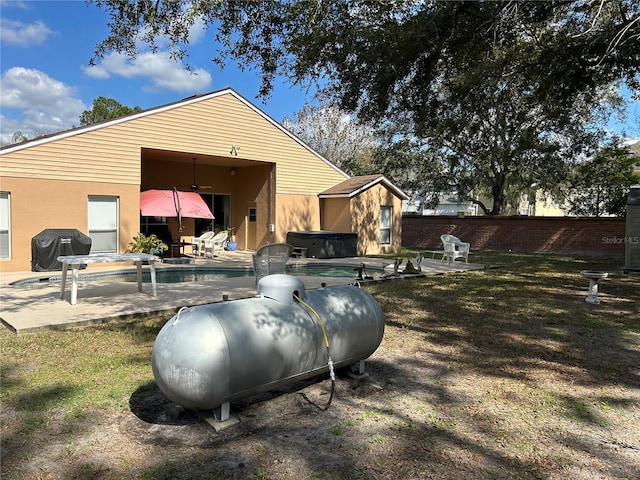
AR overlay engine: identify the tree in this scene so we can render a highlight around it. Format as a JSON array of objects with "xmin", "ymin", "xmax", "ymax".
[
  {"xmin": 391, "ymin": 71, "xmax": 602, "ymax": 215},
  {"xmin": 90, "ymin": 1, "xmax": 639, "ymax": 111},
  {"xmin": 563, "ymin": 140, "xmax": 640, "ymax": 217},
  {"xmin": 90, "ymin": 0, "xmax": 640, "ymax": 213},
  {"xmin": 10, "ymin": 131, "xmax": 29, "ymax": 144},
  {"xmin": 79, "ymin": 96, "xmax": 141, "ymax": 125},
  {"xmin": 4, "ymin": 130, "xmax": 51, "ymax": 146},
  {"xmin": 282, "ymin": 103, "xmax": 377, "ymax": 175}
]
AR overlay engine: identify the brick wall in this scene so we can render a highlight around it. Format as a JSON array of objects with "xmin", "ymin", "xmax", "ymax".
[{"xmin": 402, "ymin": 216, "xmax": 626, "ymax": 255}]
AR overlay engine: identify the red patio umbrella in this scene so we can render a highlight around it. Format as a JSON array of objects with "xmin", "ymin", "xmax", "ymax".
[{"xmin": 140, "ymin": 189, "xmax": 214, "ymax": 231}]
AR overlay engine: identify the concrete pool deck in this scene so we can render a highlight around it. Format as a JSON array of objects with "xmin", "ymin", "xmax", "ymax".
[{"xmin": 0, "ymin": 251, "xmax": 485, "ymax": 334}]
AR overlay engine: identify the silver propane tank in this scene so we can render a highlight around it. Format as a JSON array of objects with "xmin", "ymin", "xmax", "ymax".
[{"xmin": 151, "ymin": 275, "xmax": 384, "ymax": 419}]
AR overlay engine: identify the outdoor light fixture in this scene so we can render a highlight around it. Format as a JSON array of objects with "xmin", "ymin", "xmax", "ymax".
[
  {"xmin": 230, "ymin": 167, "xmax": 236, "ymax": 176},
  {"xmin": 230, "ymin": 145, "xmax": 239, "ymax": 155}
]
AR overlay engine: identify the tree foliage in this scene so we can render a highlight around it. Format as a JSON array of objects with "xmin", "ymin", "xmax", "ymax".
[
  {"xmin": 10, "ymin": 131, "xmax": 29, "ymax": 144},
  {"xmin": 282, "ymin": 102, "xmax": 377, "ymax": 175},
  {"xmin": 4, "ymin": 130, "xmax": 51, "ymax": 146},
  {"xmin": 90, "ymin": 0, "xmax": 640, "ymax": 214},
  {"xmin": 90, "ymin": 1, "xmax": 639, "ymax": 111},
  {"xmin": 563, "ymin": 140, "xmax": 640, "ymax": 217},
  {"xmin": 79, "ymin": 96, "xmax": 141, "ymax": 126}
]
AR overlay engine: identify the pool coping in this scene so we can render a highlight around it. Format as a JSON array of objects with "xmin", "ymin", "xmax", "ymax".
[{"xmin": 0, "ymin": 252, "xmax": 484, "ymax": 334}]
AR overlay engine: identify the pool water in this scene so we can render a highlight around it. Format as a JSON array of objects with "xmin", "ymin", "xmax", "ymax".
[
  {"xmin": 130, "ymin": 264, "xmax": 374, "ymax": 283},
  {"xmin": 12, "ymin": 264, "xmax": 378, "ymax": 285}
]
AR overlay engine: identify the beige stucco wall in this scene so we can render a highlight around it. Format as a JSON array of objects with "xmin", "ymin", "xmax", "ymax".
[
  {"xmin": 320, "ymin": 197, "xmax": 352, "ymax": 233},
  {"xmin": 0, "ymin": 177, "xmax": 140, "ymax": 272},
  {"xmin": 274, "ymin": 194, "xmax": 321, "ymax": 243}
]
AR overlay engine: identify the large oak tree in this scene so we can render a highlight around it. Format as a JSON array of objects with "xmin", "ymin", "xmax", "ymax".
[{"xmin": 90, "ymin": 0, "xmax": 640, "ymax": 214}]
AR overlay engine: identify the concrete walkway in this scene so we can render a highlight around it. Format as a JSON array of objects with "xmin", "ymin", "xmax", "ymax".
[{"xmin": 0, "ymin": 251, "xmax": 484, "ymax": 333}]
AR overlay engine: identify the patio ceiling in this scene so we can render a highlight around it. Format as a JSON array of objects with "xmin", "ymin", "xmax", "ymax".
[{"xmin": 141, "ymin": 147, "xmax": 267, "ymax": 168}]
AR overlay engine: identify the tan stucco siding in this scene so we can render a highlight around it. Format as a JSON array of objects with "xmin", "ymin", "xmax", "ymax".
[
  {"xmin": 275, "ymin": 194, "xmax": 321, "ymax": 243},
  {"xmin": 232, "ymin": 164, "xmax": 272, "ymax": 250},
  {"xmin": 351, "ymin": 184, "xmax": 402, "ymax": 255},
  {"xmin": 320, "ymin": 198, "xmax": 352, "ymax": 232},
  {"xmin": 0, "ymin": 177, "xmax": 140, "ymax": 272}
]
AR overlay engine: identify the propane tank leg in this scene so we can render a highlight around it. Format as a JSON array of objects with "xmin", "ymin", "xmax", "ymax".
[
  {"xmin": 353, "ymin": 360, "xmax": 366, "ymax": 375},
  {"xmin": 213, "ymin": 402, "xmax": 230, "ymax": 422}
]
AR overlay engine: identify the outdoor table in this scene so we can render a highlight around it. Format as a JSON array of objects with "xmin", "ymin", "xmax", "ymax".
[
  {"xmin": 169, "ymin": 241, "xmax": 189, "ymax": 257},
  {"xmin": 57, "ymin": 253, "xmax": 159, "ymax": 305}
]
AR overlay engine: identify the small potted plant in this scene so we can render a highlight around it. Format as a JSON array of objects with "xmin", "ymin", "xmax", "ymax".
[
  {"xmin": 226, "ymin": 227, "xmax": 237, "ymax": 251},
  {"xmin": 127, "ymin": 233, "xmax": 168, "ymax": 255}
]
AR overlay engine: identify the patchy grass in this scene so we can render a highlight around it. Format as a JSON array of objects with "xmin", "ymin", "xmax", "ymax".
[{"xmin": 1, "ymin": 251, "xmax": 639, "ymax": 479}]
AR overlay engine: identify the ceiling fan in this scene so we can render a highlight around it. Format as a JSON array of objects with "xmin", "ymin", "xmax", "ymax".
[{"xmin": 184, "ymin": 158, "xmax": 212, "ymax": 192}]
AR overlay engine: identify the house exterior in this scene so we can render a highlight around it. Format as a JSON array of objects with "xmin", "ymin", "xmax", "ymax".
[
  {"xmin": 0, "ymin": 88, "xmax": 406, "ymax": 272},
  {"xmin": 403, "ymin": 190, "xmax": 566, "ymax": 217}
]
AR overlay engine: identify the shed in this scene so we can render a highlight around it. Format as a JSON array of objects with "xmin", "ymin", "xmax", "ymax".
[
  {"xmin": 625, "ymin": 186, "xmax": 640, "ymax": 272},
  {"xmin": 319, "ymin": 175, "xmax": 408, "ymax": 256}
]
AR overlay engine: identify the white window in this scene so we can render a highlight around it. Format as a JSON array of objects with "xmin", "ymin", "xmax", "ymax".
[
  {"xmin": 88, "ymin": 196, "xmax": 118, "ymax": 253},
  {"xmin": 0, "ymin": 192, "xmax": 10, "ymax": 258},
  {"xmin": 380, "ymin": 206, "xmax": 392, "ymax": 245}
]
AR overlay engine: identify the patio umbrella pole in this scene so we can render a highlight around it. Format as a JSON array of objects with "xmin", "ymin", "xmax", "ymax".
[{"xmin": 173, "ymin": 187, "xmax": 184, "ymax": 233}]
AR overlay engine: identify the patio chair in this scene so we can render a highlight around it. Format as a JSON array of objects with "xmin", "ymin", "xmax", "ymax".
[
  {"xmin": 203, "ymin": 231, "xmax": 229, "ymax": 258},
  {"xmin": 191, "ymin": 231, "xmax": 215, "ymax": 257},
  {"xmin": 440, "ymin": 234, "xmax": 470, "ymax": 266},
  {"xmin": 252, "ymin": 243, "xmax": 294, "ymax": 285}
]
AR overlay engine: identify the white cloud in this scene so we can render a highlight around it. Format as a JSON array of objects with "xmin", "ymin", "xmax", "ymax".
[
  {"xmin": 0, "ymin": 1, "xmax": 30, "ymax": 10},
  {"xmin": 83, "ymin": 14, "xmax": 211, "ymax": 92},
  {"xmin": 83, "ymin": 51, "xmax": 212, "ymax": 92},
  {"xmin": 0, "ymin": 67, "xmax": 85, "ymax": 143},
  {"xmin": 0, "ymin": 18, "xmax": 55, "ymax": 46}
]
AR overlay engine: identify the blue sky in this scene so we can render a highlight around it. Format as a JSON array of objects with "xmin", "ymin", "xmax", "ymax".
[
  {"xmin": 1, "ymin": 0, "xmax": 638, "ymax": 146},
  {"xmin": 0, "ymin": 0, "xmax": 315, "ymax": 144}
]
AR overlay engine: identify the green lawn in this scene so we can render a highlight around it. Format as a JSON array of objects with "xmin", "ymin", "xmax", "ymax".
[{"xmin": 1, "ymin": 250, "xmax": 638, "ymax": 479}]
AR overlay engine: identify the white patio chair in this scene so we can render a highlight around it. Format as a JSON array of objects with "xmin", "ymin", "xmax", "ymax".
[
  {"xmin": 203, "ymin": 231, "xmax": 229, "ymax": 258},
  {"xmin": 440, "ymin": 234, "xmax": 470, "ymax": 266},
  {"xmin": 191, "ymin": 231, "xmax": 215, "ymax": 257},
  {"xmin": 252, "ymin": 243, "xmax": 294, "ymax": 285}
]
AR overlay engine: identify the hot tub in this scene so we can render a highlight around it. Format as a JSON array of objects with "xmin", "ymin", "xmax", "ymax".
[{"xmin": 286, "ymin": 231, "xmax": 358, "ymax": 259}]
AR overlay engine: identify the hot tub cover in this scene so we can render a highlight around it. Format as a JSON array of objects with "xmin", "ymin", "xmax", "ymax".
[{"xmin": 286, "ymin": 231, "xmax": 357, "ymax": 258}]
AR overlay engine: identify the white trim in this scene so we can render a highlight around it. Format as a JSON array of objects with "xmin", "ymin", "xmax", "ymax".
[
  {"xmin": 0, "ymin": 191, "xmax": 11, "ymax": 259},
  {"xmin": 379, "ymin": 205, "xmax": 392, "ymax": 245},
  {"xmin": 87, "ymin": 195, "xmax": 119, "ymax": 253}
]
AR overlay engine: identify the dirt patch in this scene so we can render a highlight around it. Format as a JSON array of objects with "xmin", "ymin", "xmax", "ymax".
[{"xmin": 7, "ymin": 335, "xmax": 638, "ymax": 480}]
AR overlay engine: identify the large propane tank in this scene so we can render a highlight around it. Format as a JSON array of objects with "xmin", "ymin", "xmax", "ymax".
[{"xmin": 152, "ymin": 275, "xmax": 384, "ymax": 411}]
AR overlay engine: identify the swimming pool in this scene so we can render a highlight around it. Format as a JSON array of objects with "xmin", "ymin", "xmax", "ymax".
[{"xmin": 11, "ymin": 264, "xmax": 382, "ymax": 285}]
